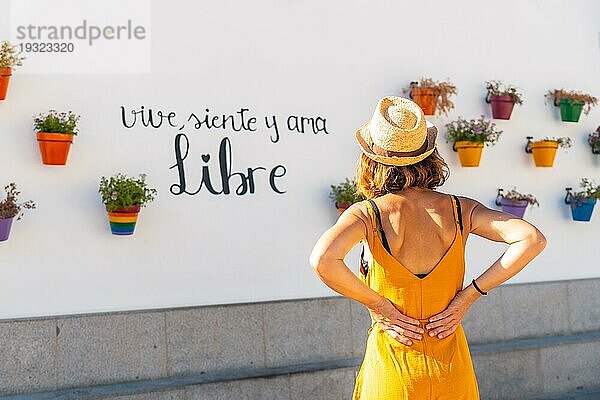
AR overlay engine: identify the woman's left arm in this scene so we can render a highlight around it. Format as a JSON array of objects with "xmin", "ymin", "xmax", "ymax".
[{"xmin": 309, "ymin": 204, "xmax": 384, "ymax": 310}]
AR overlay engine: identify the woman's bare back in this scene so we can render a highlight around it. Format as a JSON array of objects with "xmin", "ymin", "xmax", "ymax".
[{"xmin": 358, "ymin": 188, "xmax": 474, "ymax": 276}]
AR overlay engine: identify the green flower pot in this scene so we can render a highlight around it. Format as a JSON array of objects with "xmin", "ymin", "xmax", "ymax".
[{"xmin": 559, "ymin": 98, "xmax": 584, "ymax": 122}]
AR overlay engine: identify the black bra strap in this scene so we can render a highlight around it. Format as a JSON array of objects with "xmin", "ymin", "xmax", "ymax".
[
  {"xmin": 359, "ymin": 242, "xmax": 368, "ymax": 276},
  {"xmin": 367, "ymin": 199, "xmax": 391, "ymax": 254},
  {"xmin": 452, "ymin": 195, "xmax": 463, "ymax": 233}
]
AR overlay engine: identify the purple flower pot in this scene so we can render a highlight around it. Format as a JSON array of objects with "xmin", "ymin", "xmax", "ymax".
[
  {"xmin": 0, "ymin": 217, "xmax": 14, "ymax": 242},
  {"xmin": 500, "ymin": 198, "xmax": 528, "ymax": 218}
]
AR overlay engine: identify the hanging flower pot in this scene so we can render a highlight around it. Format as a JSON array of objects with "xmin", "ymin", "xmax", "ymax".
[
  {"xmin": 588, "ymin": 127, "xmax": 600, "ymax": 155},
  {"xmin": 0, "ymin": 67, "xmax": 12, "ymax": 101},
  {"xmin": 528, "ymin": 141, "xmax": 558, "ymax": 167},
  {"xmin": 0, "ymin": 183, "xmax": 35, "ymax": 242},
  {"xmin": 446, "ymin": 116, "xmax": 502, "ymax": 167},
  {"xmin": 501, "ymin": 199, "xmax": 528, "ymax": 218},
  {"xmin": 0, "ymin": 41, "xmax": 25, "ymax": 101},
  {"xmin": 107, "ymin": 205, "xmax": 141, "ymax": 235},
  {"xmin": 335, "ymin": 202, "xmax": 351, "ymax": 215},
  {"xmin": 546, "ymin": 89, "xmax": 597, "ymax": 123},
  {"xmin": 488, "ymin": 95, "xmax": 515, "ymax": 120},
  {"xmin": 33, "ymin": 110, "xmax": 80, "ymax": 166},
  {"xmin": 404, "ymin": 78, "xmax": 457, "ymax": 116},
  {"xmin": 454, "ymin": 141, "xmax": 484, "ymax": 167},
  {"xmin": 570, "ymin": 198, "xmax": 597, "ymax": 221},
  {"xmin": 525, "ymin": 136, "xmax": 571, "ymax": 167},
  {"xmin": 484, "ymin": 81, "xmax": 523, "ymax": 120},
  {"xmin": 0, "ymin": 217, "xmax": 13, "ymax": 242},
  {"xmin": 495, "ymin": 188, "xmax": 538, "ymax": 218},
  {"xmin": 37, "ymin": 132, "xmax": 74, "ymax": 165},
  {"xmin": 330, "ymin": 178, "xmax": 365, "ymax": 216},
  {"xmin": 564, "ymin": 179, "xmax": 599, "ymax": 222},
  {"xmin": 559, "ymin": 99, "xmax": 584, "ymax": 122},
  {"xmin": 99, "ymin": 173, "xmax": 157, "ymax": 236},
  {"xmin": 410, "ymin": 87, "xmax": 439, "ymax": 116}
]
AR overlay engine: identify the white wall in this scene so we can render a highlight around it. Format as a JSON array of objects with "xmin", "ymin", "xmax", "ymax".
[{"xmin": 0, "ymin": 0, "xmax": 599, "ymax": 319}]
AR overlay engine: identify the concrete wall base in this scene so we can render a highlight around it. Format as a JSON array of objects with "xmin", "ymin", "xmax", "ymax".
[{"xmin": 1, "ymin": 278, "xmax": 598, "ymax": 399}]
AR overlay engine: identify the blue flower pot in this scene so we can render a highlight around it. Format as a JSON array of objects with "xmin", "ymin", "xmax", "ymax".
[{"xmin": 570, "ymin": 198, "xmax": 596, "ymax": 222}]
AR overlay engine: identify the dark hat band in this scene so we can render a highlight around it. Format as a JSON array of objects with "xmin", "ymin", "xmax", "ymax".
[{"xmin": 371, "ymin": 137, "xmax": 429, "ymax": 158}]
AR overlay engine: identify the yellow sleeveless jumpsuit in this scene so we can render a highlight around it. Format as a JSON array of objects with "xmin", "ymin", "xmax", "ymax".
[{"xmin": 352, "ymin": 195, "xmax": 480, "ymax": 399}]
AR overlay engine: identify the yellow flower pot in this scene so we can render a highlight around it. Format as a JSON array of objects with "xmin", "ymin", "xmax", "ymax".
[
  {"xmin": 529, "ymin": 141, "xmax": 558, "ymax": 167},
  {"xmin": 454, "ymin": 141, "xmax": 484, "ymax": 167}
]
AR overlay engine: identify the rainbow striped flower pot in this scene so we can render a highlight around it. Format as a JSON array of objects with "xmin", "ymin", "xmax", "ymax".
[{"xmin": 106, "ymin": 205, "xmax": 141, "ymax": 235}]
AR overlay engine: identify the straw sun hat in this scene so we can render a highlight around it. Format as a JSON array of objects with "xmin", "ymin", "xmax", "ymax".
[{"xmin": 355, "ymin": 96, "xmax": 438, "ymax": 166}]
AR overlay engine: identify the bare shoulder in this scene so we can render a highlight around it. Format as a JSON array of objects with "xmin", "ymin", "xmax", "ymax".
[
  {"xmin": 345, "ymin": 200, "xmax": 370, "ymax": 227},
  {"xmin": 453, "ymin": 194, "xmax": 482, "ymax": 213},
  {"xmin": 450, "ymin": 194, "xmax": 486, "ymax": 233},
  {"xmin": 434, "ymin": 191, "xmax": 481, "ymax": 212},
  {"xmin": 341, "ymin": 200, "xmax": 374, "ymax": 242}
]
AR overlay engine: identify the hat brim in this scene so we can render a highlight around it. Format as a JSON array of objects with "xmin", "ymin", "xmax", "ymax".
[{"xmin": 356, "ymin": 120, "xmax": 438, "ymax": 166}]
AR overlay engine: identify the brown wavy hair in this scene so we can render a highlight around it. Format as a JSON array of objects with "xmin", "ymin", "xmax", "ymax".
[{"xmin": 355, "ymin": 148, "xmax": 450, "ymax": 199}]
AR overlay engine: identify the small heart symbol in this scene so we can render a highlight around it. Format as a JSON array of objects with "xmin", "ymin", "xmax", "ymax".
[{"xmin": 201, "ymin": 154, "xmax": 210, "ymax": 162}]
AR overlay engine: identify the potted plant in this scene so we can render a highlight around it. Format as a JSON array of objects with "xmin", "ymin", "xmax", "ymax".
[
  {"xmin": 404, "ymin": 77, "xmax": 457, "ymax": 116},
  {"xmin": 564, "ymin": 178, "xmax": 599, "ymax": 222},
  {"xmin": 495, "ymin": 188, "xmax": 539, "ymax": 218},
  {"xmin": 99, "ymin": 173, "xmax": 157, "ymax": 235},
  {"xmin": 525, "ymin": 136, "xmax": 572, "ymax": 167},
  {"xmin": 485, "ymin": 80, "xmax": 524, "ymax": 120},
  {"xmin": 445, "ymin": 115, "xmax": 503, "ymax": 167},
  {"xmin": 588, "ymin": 126, "xmax": 600, "ymax": 155},
  {"xmin": 0, "ymin": 183, "xmax": 35, "ymax": 242},
  {"xmin": 34, "ymin": 110, "xmax": 80, "ymax": 166},
  {"xmin": 329, "ymin": 178, "xmax": 365, "ymax": 215},
  {"xmin": 0, "ymin": 41, "xmax": 25, "ymax": 101},
  {"xmin": 546, "ymin": 89, "xmax": 598, "ymax": 123}
]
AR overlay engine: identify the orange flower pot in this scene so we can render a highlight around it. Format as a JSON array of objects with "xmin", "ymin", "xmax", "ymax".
[
  {"xmin": 36, "ymin": 132, "xmax": 74, "ymax": 165},
  {"xmin": 410, "ymin": 87, "xmax": 439, "ymax": 115},
  {"xmin": 529, "ymin": 141, "xmax": 558, "ymax": 167},
  {"xmin": 0, "ymin": 67, "xmax": 12, "ymax": 101},
  {"xmin": 454, "ymin": 141, "xmax": 484, "ymax": 167}
]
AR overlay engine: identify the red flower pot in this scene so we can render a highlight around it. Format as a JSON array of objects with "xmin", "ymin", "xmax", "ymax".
[
  {"xmin": 335, "ymin": 201, "xmax": 351, "ymax": 215},
  {"xmin": 487, "ymin": 94, "xmax": 515, "ymax": 120}
]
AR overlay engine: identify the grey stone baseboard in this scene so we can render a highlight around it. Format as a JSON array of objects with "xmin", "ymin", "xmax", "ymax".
[
  {"xmin": 529, "ymin": 387, "xmax": 600, "ymax": 400},
  {"xmin": 0, "ymin": 278, "xmax": 598, "ymax": 398},
  {"xmin": 471, "ymin": 331, "xmax": 600, "ymax": 399},
  {"xmin": 1, "ymin": 330, "xmax": 598, "ymax": 400}
]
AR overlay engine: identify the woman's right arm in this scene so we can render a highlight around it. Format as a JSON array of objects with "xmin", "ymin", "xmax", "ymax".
[
  {"xmin": 424, "ymin": 198, "xmax": 547, "ymax": 339},
  {"xmin": 465, "ymin": 199, "xmax": 548, "ymax": 294}
]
